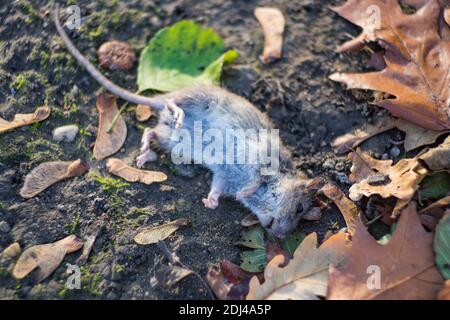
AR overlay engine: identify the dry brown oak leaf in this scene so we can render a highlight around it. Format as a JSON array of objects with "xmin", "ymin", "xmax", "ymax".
[
  {"xmin": 331, "ymin": 0, "xmax": 450, "ymax": 130},
  {"xmin": 348, "ymin": 150, "xmax": 428, "ymax": 202},
  {"xmin": 327, "ymin": 202, "xmax": 444, "ymax": 299},
  {"xmin": 246, "ymin": 231, "xmax": 351, "ymax": 300}
]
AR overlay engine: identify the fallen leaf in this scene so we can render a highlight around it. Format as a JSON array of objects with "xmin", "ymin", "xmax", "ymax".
[
  {"xmin": 134, "ymin": 219, "xmax": 190, "ymax": 245},
  {"xmin": 280, "ymin": 231, "xmax": 305, "ymax": 256},
  {"xmin": 434, "ymin": 212, "xmax": 450, "ymax": 279},
  {"xmin": 331, "ymin": 118, "xmax": 397, "ymax": 154},
  {"xmin": 98, "ymin": 40, "xmax": 136, "ymax": 71},
  {"xmin": 254, "ymin": 7, "xmax": 285, "ymax": 63},
  {"xmin": 206, "ymin": 261, "xmax": 255, "ymax": 300},
  {"xmin": 420, "ymin": 135, "xmax": 450, "ymax": 171},
  {"xmin": 327, "ymin": 203, "xmax": 444, "ymax": 299},
  {"xmin": 93, "ymin": 93, "xmax": 127, "ymax": 160},
  {"xmin": 321, "ymin": 183, "xmax": 362, "ymax": 234},
  {"xmin": 157, "ymin": 264, "xmax": 194, "ymax": 287},
  {"xmin": 137, "ymin": 20, "xmax": 238, "ymax": 92},
  {"xmin": 0, "ymin": 106, "xmax": 51, "ymax": 134},
  {"xmin": 331, "ymin": 118, "xmax": 448, "ymax": 154},
  {"xmin": 246, "ymin": 231, "xmax": 351, "ymax": 300},
  {"xmin": 438, "ymin": 280, "xmax": 450, "ymax": 300},
  {"xmin": 12, "ymin": 235, "xmax": 83, "ymax": 282},
  {"xmin": 395, "ymin": 120, "xmax": 449, "ymax": 152},
  {"xmin": 106, "ymin": 158, "xmax": 167, "ymax": 185},
  {"xmin": 20, "ymin": 159, "xmax": 89, "ymax": 198},
  {"xmin": 236, "ymin": 226, "xmax": 267, "ymax": 273},
  {"xmin": 135, "ymin": 104, "xmax": 152, "ymax": 122},
  {"xmin": 331, "ymin": 0, "xmax": 450, "ymax": 130},
  {"xmin": 419, "ymin": 172, "xmax": 450, "ymax": 200},
  {"xmin": 419, "ymin": 196, "xmax": 450, "ymax": 214},
  {"xmin": 236, "ymin": 226, "xmax": 265, "ymax": 249},
  {"xmin": 348, "ymin": 150, "xmax": 428, "ymax": 202}
]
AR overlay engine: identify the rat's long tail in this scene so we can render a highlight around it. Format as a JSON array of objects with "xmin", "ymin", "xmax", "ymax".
[{"xmin": 53, "ymin": 3, "xmax": 165, "ymax": 110}]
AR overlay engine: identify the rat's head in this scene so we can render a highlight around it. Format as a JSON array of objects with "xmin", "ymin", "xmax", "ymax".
[{"xmin": 248, "ymin": 174, "xmax": 324, "ymax": 239}]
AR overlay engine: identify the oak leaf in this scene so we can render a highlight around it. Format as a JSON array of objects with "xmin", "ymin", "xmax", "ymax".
[
  {"xmin": 348, "ymin": 150, "xmax": 428, "ymax": 201},
  {"xmin": 331, "ymin": 0, "xmax": 450, "ymax": 130},
  {"xmin": 327, "ymin": 203, "xmax": 444, "ymax": 299},
  {"xmin": 321, "ymin": 183, "xmax": 362, "ymax": 234},
  {"xmin": 246, "ymin": 231, "xmax": 351, "ymax": 300}
]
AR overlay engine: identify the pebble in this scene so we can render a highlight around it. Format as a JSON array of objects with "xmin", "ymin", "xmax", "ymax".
[
  {"xmin": 52, "ymin": 125, "xmax": 79, "ymax": 142},
  {"xmin": 390, "ymin": 146, "xmax": 401, "ymax": 158},
  {"xmin": 0, "ymin": 220, "xmax": 10, "ymax": 233}
]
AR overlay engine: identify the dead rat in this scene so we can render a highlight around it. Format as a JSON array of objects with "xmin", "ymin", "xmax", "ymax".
[{"xmin": 54, "ymin": 5, "xmax": 324, "ymax": 238}]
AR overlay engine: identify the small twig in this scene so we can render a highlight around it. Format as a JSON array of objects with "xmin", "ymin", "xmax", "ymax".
[
  {"xmin": 157, "ymin": 241, "xmax": 215, "ymax": 300},
  {"xmin": 366, "ymin": 214, "xmax": 382, "ymax": 225}
]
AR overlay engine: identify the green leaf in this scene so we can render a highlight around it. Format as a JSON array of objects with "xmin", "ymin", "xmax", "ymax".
[
  {"xmin": 419, "ymin": 172, "xmax": 450, "ymax": 200},
  {"xmin": 137, "ymin": 20, "xmax": 238, "ymax": 92},
  {"xmin": 240, "ymin": 249, "xmax": 266, "ymax": 273},
  {"xmin": 281, "ymin": 231, "xmax": 305, "ymax": 255},
  {"xmin": 434, "ymin": 213, "xmax": 450, "ymax": 279},
  {"xmin": 235, "ymin": 226, "xmax": 265, "ymax": 249}
]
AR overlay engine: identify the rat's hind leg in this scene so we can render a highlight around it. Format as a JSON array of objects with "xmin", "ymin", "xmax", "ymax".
[
  {"xmin": 202, "ymin": 174, "xmax": 224, "ymax": 210},
  {"xmin": 136, "ymin": 149, "xmax": 157, "ymax": 168},
  {"xmin": 136, "ymin": 128, "xmax": 158, "ymax": 168},
  {"xmin": 140, "ymin": 127, "xmax": 157, "ymax": 152}
]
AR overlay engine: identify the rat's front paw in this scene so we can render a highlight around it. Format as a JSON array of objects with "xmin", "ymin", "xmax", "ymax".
[
  {"xmin": 167, "ymin": 99, "xmax": 185, "ymax": 129},
  {"xmin": 202, "ymin": 196, "xmax": 219, "ymax": 209}
]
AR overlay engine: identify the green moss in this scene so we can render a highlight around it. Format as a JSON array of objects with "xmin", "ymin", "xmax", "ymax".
[
  {"xmin": 65, "ymin": 213, "xmax": 81, "ymax": 233},
  {"xmin": 89, "ymin": 173, "xmax": 129, "ymax": 192},
  {"xmin": 89, "ymin": 24, "xmax": 105, "ymax": 41},
  {"xmin": 128, "ymin": 207, "xmax": 150, "ymax": 217},
  {"xmin": 113, "ymin": 264, "xmax": 125, "ymax": 274},
  {"xmin": 90, "ymin": 251, "xmax": 112, "ymax": 265},
  {"xmin": 80, "ymin": 266, "xmax": 103, "ymax": 297},
  {"xmin": 12, "ymin": 74, "xmax": 30, "ymax": 92}
]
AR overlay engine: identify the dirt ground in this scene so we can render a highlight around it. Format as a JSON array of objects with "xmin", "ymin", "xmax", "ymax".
[{"xmin": 0, "ymin": 0, "xmax": 393, "ymax": 299}]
